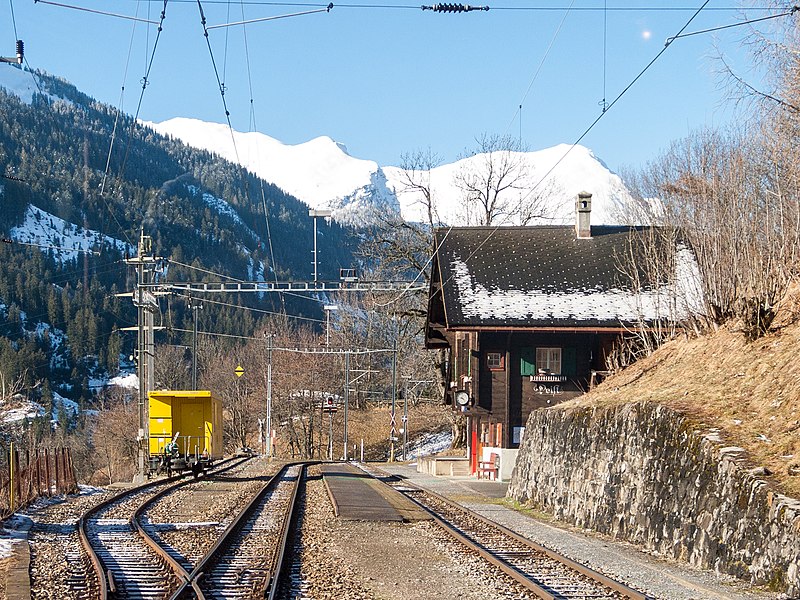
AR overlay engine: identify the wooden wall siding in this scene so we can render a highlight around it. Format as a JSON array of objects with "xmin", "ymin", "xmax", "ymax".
[{"xmin": 472, "ymin": 331, "xmax": 624, "ymax": 447}]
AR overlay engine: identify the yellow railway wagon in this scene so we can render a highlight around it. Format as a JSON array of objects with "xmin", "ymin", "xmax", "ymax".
[{"xmin": 148, "ymin": 390, "xmax": 223, "ymax": 460}]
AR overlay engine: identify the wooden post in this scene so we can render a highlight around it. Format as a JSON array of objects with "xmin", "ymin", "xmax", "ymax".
[
  {"xmin": 44, "ymin": 449, "xmax": 51, "ymax": 497},
  {"xmin": 36, "ymin": 451, "xmax": 42, "ymax": 496},
  {"xmin": 24, "ymin": 450, "xmax": 31, "ymax": 504},
  {"xmin": 12, "ymin": 448, "xmax": 20, "ymax": 511},
  {"xmin": 66, "ymin": 449, "xmax": 76, "ymax": 491},
  {"xmin": 54, "ymin": 449, "xmax": 61, "ymax": 495},
  {"xmin": 9, "ymin": 442, "xmax": 13, "ymax": 513}
]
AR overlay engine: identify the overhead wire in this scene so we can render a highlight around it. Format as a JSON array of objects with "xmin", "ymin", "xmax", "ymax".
[
  {"xmin": 109, "ymin": 0, "xmax": 169, "ymax": 247},
  {"xmin": 99, "ymin": 0, "xmax": 146, "ymax": 247},
  {"xmin": 110, "ymin": 1, "xmax": 775, "ymax": 9},
  {"xmin": 173, "ymin": 291, "xmax": 324, "ymax": 322},
  {"xmin": 601, "ymin": 0, "xmax": 607, "ymax": 112},
  {"xmin": 237, "ymin": 0, "xmax": 286, "ymax": 312},
  {"xmin": 373, "ymin": 226, "xmax": 452, "ymax": 308},
  {"xmin": 167, "ymin": 258, "xmax": 247, "ymax": 282},
  {"xmin": 433, "ymin": 0, "xmax": 714, "ymax": 305},
  {"xmin": 32, "ymin": 1, "xmax": 159, "ymax": 23},
  {"xmin": 7, "ymin": 0, "xmax": 18, "ymax": 38},
  {"xmin": 503, "ymin": 0, "xmax": 576, "ymax": 137}
]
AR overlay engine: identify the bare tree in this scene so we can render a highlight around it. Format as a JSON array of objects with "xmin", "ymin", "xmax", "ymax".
[
  {"xmin": 91, "ymin": 387, "xmax": 138, "ymax": 484},
  {"xmin": 154, "ymin": 344, "xmax": 191, "ymax": 390},
  {"xmin": 454, "ymin": 133, "xmax": 548, "ymax": 226},
  {"xmin": 624, "ymin": 125, "xmax": 800, "ymax": 340}
]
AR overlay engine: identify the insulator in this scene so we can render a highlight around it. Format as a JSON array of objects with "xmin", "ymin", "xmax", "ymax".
[{"xmin": 15, "ymin": 40, "xmax": 23, "ymax": 62}]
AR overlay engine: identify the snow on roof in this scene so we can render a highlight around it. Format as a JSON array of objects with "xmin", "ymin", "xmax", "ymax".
[{"xmin": 435, "ymin": 226, "xmax": 703, "ymax": 328}]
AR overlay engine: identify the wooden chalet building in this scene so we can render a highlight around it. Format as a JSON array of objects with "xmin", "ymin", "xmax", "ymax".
[{"xmin": 424, "ymin": 193, "xmax": 701, "ymax": 479}]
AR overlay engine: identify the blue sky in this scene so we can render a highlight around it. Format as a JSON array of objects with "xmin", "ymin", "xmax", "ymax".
[{"xmin": 1, "ymin": 1, "xmax": 775, "ymax": 172}]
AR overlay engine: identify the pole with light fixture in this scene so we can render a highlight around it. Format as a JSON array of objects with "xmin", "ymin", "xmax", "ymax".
[
  {"xmin": 324, "ymin": 304, "xmax": 338, "ymax": 346},
  {"xmin": 308, "ymin": 209, "xmax": 332, "ymax": 283}
]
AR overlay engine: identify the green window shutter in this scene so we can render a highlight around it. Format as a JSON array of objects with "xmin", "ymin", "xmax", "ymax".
[
  {"xmin": 562, "ymin": 347, "xmax": 577, "ymax": 377},
  {"xmin": 520, "ymin": 347, "xmax": 536, "ymax": 376}
]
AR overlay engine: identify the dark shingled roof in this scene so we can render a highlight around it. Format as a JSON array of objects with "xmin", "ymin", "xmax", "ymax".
[{"xmin": 431, "ymin": 225, "xmax": 669, "ymax": 329}]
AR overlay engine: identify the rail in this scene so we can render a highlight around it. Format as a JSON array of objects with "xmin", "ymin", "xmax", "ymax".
[
  {"xmin": 360, "ymin": 465, "xmax": 646, "ymax": 600},
  {"xmin": 171, "ymin": 461, "xmax": 314, "ymax": 599},
  {"xmin": 78, "ymin": 456, "xmax": 244, "ymax": 599}
]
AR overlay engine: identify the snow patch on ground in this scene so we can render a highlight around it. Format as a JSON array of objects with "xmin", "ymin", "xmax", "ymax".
[
  {"xmin": 406, "ymin": 430, "xmax": 453, "ymax": 460},
  {"xmin": 35, "ymin": 321, "xmax": 69, "ymax": 370},
  {"xmin": 52, "ymin": 392, "xmax": 79, "ymax": 420},
  {"xmin": 0, "ymin": 65, "xmax": 53, "ymax": 105},
  {"xmin": 10, "ymin": 204, "xmax": 132, "ymax": 263},
  {"xmin": 2, "ymin": 400, "xmax": 45, "ymax": 424},
  {"xmin": 108, "ymin": 373, "xmax": 138, "ymax": 389},
  {"xmin": 187, "ymin": 185, "xmax": 257, "ymax": 240}
]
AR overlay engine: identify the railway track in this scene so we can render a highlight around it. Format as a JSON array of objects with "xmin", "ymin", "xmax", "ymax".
[
  {"xmin": 360, "ymin": 464, "xmax": 647, "ymax": 600},
  {"xmin": 172, "ymin": 462, "xmax": 306, "ymax": 599},
  {"xmin": 77, "ymin": 458, "xmax": 248, "ymax": 599}
]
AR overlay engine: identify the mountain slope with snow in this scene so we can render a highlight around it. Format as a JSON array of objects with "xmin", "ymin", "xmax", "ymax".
[
  {"xmin": 147, "ymin": 117, "xmax": 636, "ymax": 227},
  {"xmin": 144, "ymin": 117, "xmax": 398, "ymax": 225},
  {"xmin": 384, "ymin": 144, "xmax": 635, "ymax": 226}
]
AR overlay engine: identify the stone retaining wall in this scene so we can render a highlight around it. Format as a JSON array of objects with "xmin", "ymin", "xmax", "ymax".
[{"xmin": 507, "ymin": 402, "xmax": 800, "ymax": 594}]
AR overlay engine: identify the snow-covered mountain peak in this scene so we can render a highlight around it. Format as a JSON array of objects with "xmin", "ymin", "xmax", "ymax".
[
  {"xmin": 144, "ymin": 118, "xmax": 396, "ymax": 225},
  {"xmin": 146, "ymin": 117, "xmax": 637, "ymax": 227}
]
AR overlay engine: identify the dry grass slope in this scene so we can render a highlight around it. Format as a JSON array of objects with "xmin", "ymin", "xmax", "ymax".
[{"xmin": 562, "ymin": 293, "xmax": 800, "ymax": 498}]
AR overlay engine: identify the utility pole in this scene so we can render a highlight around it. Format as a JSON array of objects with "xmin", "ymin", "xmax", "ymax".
[
  {"xmin": 126, "ymin": 229, "xmax": 159, "ymax": 483},
  {"xmin": 308, "ymin": 209, "xmax": 332, "ymax": 283},
  {"xmin": 266, "ymin": 333, "xmax": 273, "ymax": 458},
  {"xmin": 343, "ymin": 350, "xmax": 349, "ymax": 461},
  {"xmin": 189, "ymin": 299, "xmax": 202, "ymax": 390},
  {"xmin": 390, "ymin": 328, "xmax": 397, "ymax": 462},
  {"xmin": 403, "ymin": 376, "xmax": 409, "ymax": 461}
]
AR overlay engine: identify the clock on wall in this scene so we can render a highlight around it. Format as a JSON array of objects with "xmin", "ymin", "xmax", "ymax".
[{"xmin": 455, "ymin": 390, "xmax": 470, "ymax": 407}]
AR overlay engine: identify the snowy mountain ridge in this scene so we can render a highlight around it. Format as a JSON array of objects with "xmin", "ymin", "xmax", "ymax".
[{"xmin": 145, "ymin": 117, "xmax": 637, "ymax": 227}]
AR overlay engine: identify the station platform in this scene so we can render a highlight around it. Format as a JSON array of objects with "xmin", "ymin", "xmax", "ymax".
[{"xmin": 320, "ymin": 463, "xmax": 431, "ymax": 522}]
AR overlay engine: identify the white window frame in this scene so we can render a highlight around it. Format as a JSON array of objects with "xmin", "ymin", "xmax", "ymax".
[
  {"xmin": 536, "ymin": 347, "xmax": 562, "ymax": 375},
  {"xmin": 486, "ymin": 352, "xmax": 504, "ymax": 370}
]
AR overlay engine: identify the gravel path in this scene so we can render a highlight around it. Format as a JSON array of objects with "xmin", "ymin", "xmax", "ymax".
[{"xmin": 381, "ymin": 463, "xmax": 783, "ymax": 600}]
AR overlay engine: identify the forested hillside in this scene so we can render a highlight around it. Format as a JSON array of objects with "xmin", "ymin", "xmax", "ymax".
[{"xmin": 0, "ymin": 66, "xmax": 358, "ymax": 408}]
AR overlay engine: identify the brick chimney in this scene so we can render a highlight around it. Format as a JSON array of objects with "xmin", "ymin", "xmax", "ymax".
[{"xmin": 575, "ymin": 191, "xmax": 592, "ymax": 239}]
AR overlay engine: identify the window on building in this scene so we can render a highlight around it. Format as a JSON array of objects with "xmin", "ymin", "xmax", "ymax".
[
  {"xmin": 486, "ymin": 352, "xmax": 504, "ymax": 370},
  {"xmin": 536, "ymin": 347, "xmax": 562, "ymax": 374}
]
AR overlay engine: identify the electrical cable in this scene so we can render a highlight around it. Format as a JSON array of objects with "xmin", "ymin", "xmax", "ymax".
[
  {"xmin": 504, "ymin": 0, "xmax": 575, "ymax": 137},
  {"xmin": 8, "ymin": 0, "xmax": 18, "ymax": 39},
  {"xmin": 373, "ymin": 226, "xmax": 452, "ymax": 308},
  {"xmin": 167, "ymin": 258, "xmax": 247, "ymax": 282},
  {"xmin": 99, "ymin": 1, "xmax": 146, "ymax": 248},
  {"xmin": 110, "ymin": 0, "xmax": 169, "ymax": 247},
  {"xmin": 173, "ymin": 291, "xmax": 324, "ymax": 322},
  {"xmin": 601, "ymin": 0, "xmax": 607, "ymax": 112},
  {"xmin": 238, "ymin": 0, "xmax": 286, "ymax": 312},
  {"xmin": 666, "ymin": 6, "xmax": 799, "ymax": 43},
  {"xmin": 433, "ymin": 0, "xmax": 713, "ymax": 305},
  {"xmin": 32, "ymin": 0, "xmax": 159, "ymax": 23}
]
